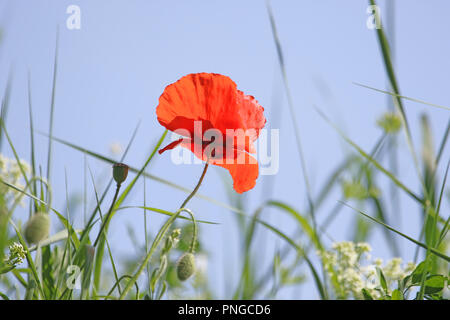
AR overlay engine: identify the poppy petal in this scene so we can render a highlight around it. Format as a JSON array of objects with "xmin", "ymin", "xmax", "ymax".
[
  {"xmin": 213, "ymin": 152, "xmax": 259, "ymax": 194},
  {"xmin": 156, "ymin": 73, "xmax": 240, "ymax": 137},
  {"xmin": 158, "ymin": 138, "xmax": 184, "ymax": 154},
  {"xmin": 156, "ymin": 73, "xmax": 266, "ymax": 193},
  {"xmin": 172, "ymin": 139, "xmax": 259, "ymax": 194},
  {"xmin": 233, "ymin": 90, "xmax": 267, "ymax": 152},
  {"xmin": 156, "ymin": 73, "xmax": 266, "ymax": 154}
]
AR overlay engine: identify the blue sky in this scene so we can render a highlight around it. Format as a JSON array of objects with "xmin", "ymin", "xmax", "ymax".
[{"xmin": 1, "ymin": 0, "xmax": 449, "ymax": 298}]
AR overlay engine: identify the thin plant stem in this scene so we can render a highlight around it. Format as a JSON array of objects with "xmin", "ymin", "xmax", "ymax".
[
  {"xmin": 179, "ymin": 162, "xmax": 209, "ymax": 210},
  {"xmin": 93, "ymin": 183, "xmax": 122, "ymax": 247}
]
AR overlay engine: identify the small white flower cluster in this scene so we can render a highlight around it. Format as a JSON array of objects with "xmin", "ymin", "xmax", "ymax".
[
  {"xmin": 4, "ymin": 242, "xmax": 27, "ymax": 266},
  {"xmin": 0, "ymin": 154, "xmax": 30, "ymax": 207},
  {"xmin": 319, "ymin": 241, "xmax": 415, "ymax": 299}
]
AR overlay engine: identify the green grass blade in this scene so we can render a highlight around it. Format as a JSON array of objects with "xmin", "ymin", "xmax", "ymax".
[
  {"xmin": 436, "ymin": 120, "xmax": 450, "ymax": 165},
  {"xmin": 353, "ymin": 82, "xmax": 450, "ymax": 111},
  {"xmin": 256, "ymin": 219, "xmax": 327, "ymax": 299},
  {"xmin": 46, "ymin": 29, "xmax": 59, "ymax": 185},
  {"xmin": 341, "ymin": 201, "xmax": 450, "ymax": 262},
  {"xmin": 27, "ymin": 71, "xmax": 39, "ymax": 210},
  {"xmin": 316, "ymin": 106, "xmax": 423, "ymax": 204},
  {"xmin": 369, "ymin": 0, "xmax": 426, "ymax": 201},
  {"xmin": 8, "ymin": 220, "xmax": 46, "ymax": 298},
  {"xmin": 0, "ymin": 69, "xmax": 13, "ymax": 151},
  {"xmin": 28, "ymin": 229, "xmax": 82, "ymax": 252},
  {"xmin": 79, "ymin": 122, "xmax": 140, "ymax": 244},
  {"xmin": 266, "ymin": 200, "xmax": 320, "ymax": 249},
  {"xmin": 116, "ymin": 206, "xmax": 218, "ymax": 225},
  {"xmin": 0, "ymin": 178, "xmax": 80, "ymax": 248},
  {"xmin": 90, "ymin": 179, "xmax": 121, "ymax": 298},
  {"xmin": 118, "ymin": 208, "xmax": 196, "ymax": 299},
  {"xmin": 0, "ymin": 119, "xmax": 31, "ymax": 186},
  {"xmin": 94, "ymin": 130, "xmax": 167, "ymax": 294},
  {"xmin": 266, "ymin": 0, "xmax": 317, "ymax": 232},
  {"xmin": 437, "ymin": 161, "xmax": 450, "ymax": 246}
]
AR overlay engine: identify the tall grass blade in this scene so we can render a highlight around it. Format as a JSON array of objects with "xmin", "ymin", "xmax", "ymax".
[
  {"xmin": 316, "ymin": 106, "xmax": 423, "ymax": 204},
  {"xmin": 342, "ymin": 201, "xmax": 450, "ymax": 262},
  {"xmin": 353, "ymin": 82, "xmax": 450, "ymax": 111},
  {"xmin": 0, "ymin": 69, "xmax": 13, "ymax": 151},
  {"xmin": 46, "ymin": 29, "xmax": 59, "ymax": 185}
]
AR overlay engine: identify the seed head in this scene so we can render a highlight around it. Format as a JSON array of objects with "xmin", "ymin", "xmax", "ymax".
[
  {"xmin": 113, "ymin": 163, "xmax": 129, "ymax": 184},
  {"xmin": 176, "ymin": 252, "xmax": 196, "ymax": 281},
  {"xmin": 24, "ymin": 212, "xmax": 50, "ymax": 244}
]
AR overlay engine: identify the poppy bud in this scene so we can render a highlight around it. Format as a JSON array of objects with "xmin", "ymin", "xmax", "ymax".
[
  {"xmin": 176, "ymin": 252, "xmax": 196, "ymax": 281},
  {"xmin": 24, "ymin": 212, "xmax": 50, "ymax": 244},
  {"xmin": 113, "ymin": 163, "xmax": 128, "ymax": 184}
]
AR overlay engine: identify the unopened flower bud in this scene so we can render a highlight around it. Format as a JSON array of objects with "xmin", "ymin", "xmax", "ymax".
[
  {"xmin": 24, "ymin": 212, "xmax": 50, "ymax": 244},
  {"xmin": 177, "ymin": 252, "xmax": 196, "ymax": 281},
  {"xmin": 113, "ymin": 163, "xmax": 128, "ymax": 184}
]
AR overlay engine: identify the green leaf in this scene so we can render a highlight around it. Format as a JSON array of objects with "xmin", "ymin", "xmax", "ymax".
[
  {"xmin": 377, "ymin": 267, "xmax": 388, "ymax": 294},
  {"xmin": 424, "ymin": 275, "xmax": 445, "ymax": 295},
  {"xmin": 411, "ymin": 261, "xmax": 429, "ymax": 284},
  {"xmin": 361, "ymin": 288, "xmax": 374, "ymax": 300},
  {"xmin": 391, "ymin": 289, "xmax": 403, "ymax": 300}
]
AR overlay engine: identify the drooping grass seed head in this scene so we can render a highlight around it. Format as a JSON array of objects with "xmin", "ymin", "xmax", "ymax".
[
  {"xmin": 113, "ymin": 163, "xmax": 129, "ymax": 184},
  {"xmin": 24, "ymin": 212, "xmax": 50, "ymax": 244},
  {"xmin": 177, "ymin": 252, "xmax": 196, "ymax": 281}
]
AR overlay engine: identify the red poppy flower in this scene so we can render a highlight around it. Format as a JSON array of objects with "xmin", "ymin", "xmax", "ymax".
[{"xmin": 156, "ymin": 73, "xmax": 266, "ymax": 193}]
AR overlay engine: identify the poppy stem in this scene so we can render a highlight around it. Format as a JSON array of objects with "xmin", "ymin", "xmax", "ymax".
[{"xmin": 179, "ymin": 162, "xmax": 209, "ymax": 210}]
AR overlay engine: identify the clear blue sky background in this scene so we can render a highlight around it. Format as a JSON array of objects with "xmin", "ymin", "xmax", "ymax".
[{"xmin": 0, "ymin": 0, "xmax": 449, "ymax": 298}]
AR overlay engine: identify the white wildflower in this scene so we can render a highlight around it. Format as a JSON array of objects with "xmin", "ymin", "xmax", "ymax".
[
  {"xmin": 4, "ymin": 242, "xmax": 27, "ymax": 266},
  {"xmin": 320, "ymin": 241, "xmax": 415, "ymax": 299},
  {"xmin": 0, "ymin": 154, "xmax": 31, "ymax": 207}
]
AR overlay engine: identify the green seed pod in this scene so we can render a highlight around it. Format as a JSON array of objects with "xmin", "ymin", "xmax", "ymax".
[
  {"xmin": 24, "ymin": 212, "xmax": 50, "ymax": 244},
  {"xmin": 113, "ymin": 163, "xmax": 129, "ymax": 184},
  {"xmin": 177, "ymin": 253, "xmax": 196, "ymax": 281}
]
